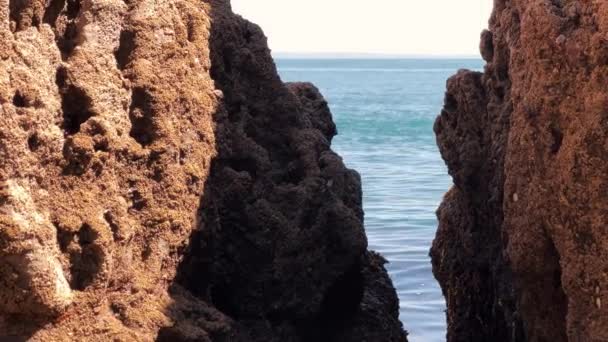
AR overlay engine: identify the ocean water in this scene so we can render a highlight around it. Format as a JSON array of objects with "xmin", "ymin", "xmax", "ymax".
[{"xmin": 277, "ymin": 59, "xmax": 484, "ymax": 342}]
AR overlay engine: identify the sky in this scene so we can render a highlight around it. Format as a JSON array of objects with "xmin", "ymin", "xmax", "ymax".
[{"xmin": 231, "ymin": 0, "xmax": 494, "ymax": 57}]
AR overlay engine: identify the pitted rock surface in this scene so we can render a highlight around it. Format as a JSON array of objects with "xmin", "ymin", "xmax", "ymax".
[
  {"xmin": 0, "ymin": 0, "xmax": 406, "ymax": 341},
  {"xmin": 433, "ymin": 1, "xmax": 608, "ymax": 341}
]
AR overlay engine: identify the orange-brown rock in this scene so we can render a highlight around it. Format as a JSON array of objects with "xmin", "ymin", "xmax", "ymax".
[
  {"xmin": 0, "ymin": 0, "xmax": 406, "ymax": 340},
  {"xmin": 432, "ymin": 1, "xmax": 608, "ymax": 341}
]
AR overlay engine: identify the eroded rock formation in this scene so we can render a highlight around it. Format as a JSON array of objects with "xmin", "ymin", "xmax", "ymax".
[
  {"xmin": 0, "ymin": 0, "xmax": 406, "ymax": 340},
  {"xmin": 433, "ymin": 0, "xmax": 608, "ymax": 341}
]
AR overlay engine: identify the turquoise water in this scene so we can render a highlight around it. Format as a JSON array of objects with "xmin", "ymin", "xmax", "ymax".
[{"xmin": 277, "ymin": 59, "xmax": 484, "ymax": 342}]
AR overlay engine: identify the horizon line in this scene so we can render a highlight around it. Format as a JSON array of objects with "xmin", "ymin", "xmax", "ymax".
[{"xmin": 272, "ymin": 51, "xmax": 482, "ymax": 60}]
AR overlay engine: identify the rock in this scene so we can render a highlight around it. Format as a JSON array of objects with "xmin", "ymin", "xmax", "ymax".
[
  {"xmin": 433, "ymin": 1, "xmax": 608, "ymax": 341},
  {"xmin": 480, "ymin": 30, "xmax": 494, "ymax": 62},
  {"xmin": 0, "ymin": 0, "xmax": 406, "ymax": 341}
]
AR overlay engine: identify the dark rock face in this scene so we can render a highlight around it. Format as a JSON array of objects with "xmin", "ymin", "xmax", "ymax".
[
  {"xmin": 174, "ymin": 3, "xmax": 407, "ymax": 340},
  {"xmin": 0, "ymin": 0, "xmax": 407, "ymax": 340},
  {"xmin": 432, "ymin": 69, "xmax": 518, "ymax": 341},
  {"xmin": 433, "ymin": 1, "xmax": 608, "ymax": 341}
]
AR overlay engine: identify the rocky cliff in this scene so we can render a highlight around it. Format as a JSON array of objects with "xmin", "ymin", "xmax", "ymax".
[
  {"xmin": 0, "ymin": 0, "xmax": 407, "ymax": 340},
  {"xmin": 432, "ymin": 0, "xmax": 608, "ymax": 341}
]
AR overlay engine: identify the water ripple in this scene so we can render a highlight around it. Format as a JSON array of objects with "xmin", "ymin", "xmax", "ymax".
[{"xmin": 278, "ymin": 58, "xmax": 484, "ymax": 342}]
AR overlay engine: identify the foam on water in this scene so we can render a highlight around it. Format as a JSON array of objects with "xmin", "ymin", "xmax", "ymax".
[{"xmin": 277, "ymin": 58, "xmax": 484, "ymax": 342}]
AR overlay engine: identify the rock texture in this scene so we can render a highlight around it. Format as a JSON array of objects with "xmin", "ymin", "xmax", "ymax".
[
  {"xmin": 432, "ymin": 0, "xmax": 608, "ymax": 341},
  {"xmin": 0, "ymin": 0, "xmax": 406, "ymax": 340}
]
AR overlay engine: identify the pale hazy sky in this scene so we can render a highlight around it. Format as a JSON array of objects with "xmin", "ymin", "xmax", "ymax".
[{"xmin": 231, "ymin": 0, "xmax": 494, "ymax": 56}]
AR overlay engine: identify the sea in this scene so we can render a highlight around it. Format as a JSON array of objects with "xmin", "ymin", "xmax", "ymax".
[{"xmin": 276, "ymin": 58, "xmax": 485, "ymax": 342}]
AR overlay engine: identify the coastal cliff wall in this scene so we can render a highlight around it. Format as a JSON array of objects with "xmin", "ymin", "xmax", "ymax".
[
  {"xmin": 432, "ymin": 0, "xmax": 608, "ymax": 341},
  {"xmin": 0, "ymin": 0, "xmax": 407, "ymax": 340}
]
